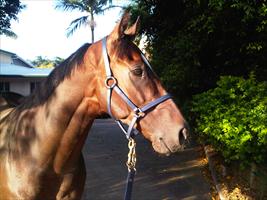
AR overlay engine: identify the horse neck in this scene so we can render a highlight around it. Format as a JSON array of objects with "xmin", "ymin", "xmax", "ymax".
[
  {"xmin": 43, "ymin": 64, "xmax": 102, "ymax": 173},
  {"xmin": 6, "ymin": 61, "xmax": 100, "ymax": 174}
]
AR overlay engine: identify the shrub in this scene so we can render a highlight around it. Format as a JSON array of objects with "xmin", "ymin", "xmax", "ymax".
[{"xmin": 191, "ymin": 75, "xmax": 267, "ymax": 166}]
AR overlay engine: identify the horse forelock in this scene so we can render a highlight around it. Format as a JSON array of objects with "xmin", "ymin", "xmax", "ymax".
[{"xmin": 112, "ymin": 37, "xmax": 142, "ymax": 61}]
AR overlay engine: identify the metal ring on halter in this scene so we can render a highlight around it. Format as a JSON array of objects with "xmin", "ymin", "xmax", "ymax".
[{"xmin": 105, "ymin": 76, "xmax": 117, "ymax": 89}]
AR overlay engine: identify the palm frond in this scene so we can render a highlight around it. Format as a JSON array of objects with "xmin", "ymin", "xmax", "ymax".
[
  {"xmin": 98, "ymin": 0, "xmax": 111, "ymax": 6},
  {"xmin": 94, "ymin": 5, "xmax": 123, "ymax": 15},
  {"xmin": 0, "ymin": 29, "xmax": 18, "ymax": 39},
  {"xmin": 66, "ymin": 15, "xmax": 89, "ymax": 37},
  {"xmin": 55, "ymin": 0, "xmax": 87, "ymax": 12}
]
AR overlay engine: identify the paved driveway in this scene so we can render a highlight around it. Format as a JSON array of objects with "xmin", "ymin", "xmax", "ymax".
[{"xmin": 82, "ymin": 119, "xmax": 211, "ymax": 200}]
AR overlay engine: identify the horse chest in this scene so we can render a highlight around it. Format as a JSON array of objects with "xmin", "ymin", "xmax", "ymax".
[
  {"xmin": 3, "ymin": 158, "xmax": 84, "ymax": 200},
  {"xmin": 3, "ymin": 158, "xmax": 44, "ymax": 200}
]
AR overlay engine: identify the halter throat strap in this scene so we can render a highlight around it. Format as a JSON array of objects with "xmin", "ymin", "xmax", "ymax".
[{"xmin": 102, "ymin": 36, "xmax": 171, "ymax": 139}]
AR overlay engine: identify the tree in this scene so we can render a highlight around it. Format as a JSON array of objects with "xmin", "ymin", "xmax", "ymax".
[
  {"xmin": 0, "ymin": 0, "xmax": 24, "ymax": 38},
  {"xmin": 31, "ymin": 56, "xmax": 64, "ymax": 68},
  {"xmin": 127, "ymin": 0, "xmax": 267, "ymax": 102},
  {"xmin": 55, "ymin": 0, "xmax": 120, "ymax": 43}
]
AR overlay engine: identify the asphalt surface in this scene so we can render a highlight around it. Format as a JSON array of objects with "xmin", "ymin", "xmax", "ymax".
[{"xmin": 81, "ymin": 119, "xmax": 211, "ymax": 200}]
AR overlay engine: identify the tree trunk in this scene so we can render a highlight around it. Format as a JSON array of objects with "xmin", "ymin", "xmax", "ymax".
[
  {"xmin": 91, "ymin": 27, "xmax": 94, "ymax": 43},
  {"xmin": 250, "ymin": 162, "xmax": 257, "ymax": 189},
  {"xmin": 90, "ymin": 11, "xmax": 94, "ymax": 43}
]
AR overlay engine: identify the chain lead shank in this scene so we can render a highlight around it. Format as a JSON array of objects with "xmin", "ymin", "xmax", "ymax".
[
  {"xmin": 126, "ymin": 138, "xmax": 136, "ymax": 171},
  {"xmin": 124, "ymin": 138, "xmax": 137, "ymax": 200}
]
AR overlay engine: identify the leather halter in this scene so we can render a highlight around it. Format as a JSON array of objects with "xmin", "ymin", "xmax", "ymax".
[{"xmin": 102, "ymin": 37, "xmax": 171, "ymax": 139}]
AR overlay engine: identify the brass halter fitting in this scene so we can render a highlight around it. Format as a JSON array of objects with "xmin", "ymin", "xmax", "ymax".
[{"xmin": 133, "ymin": 108, "xmax": 145, "ymax": 119}]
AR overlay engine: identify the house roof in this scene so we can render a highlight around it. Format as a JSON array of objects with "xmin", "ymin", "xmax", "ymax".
[
  {"xmin": 13, "ymin": 55, "xmax": 34, "ymax": 68},
  {"xmin": 0, "ymin": 63, "xmax": 53, "ymax": 77},
  {"xmin": 0, "ymin": 49, "xmax": 52, "ymax": 77},
  {"xmin": 0, "ymin": 49, "xmax": 16, "ymax": 56},
  {"xmin": 0, "ymin": 49, "xmax": 34, "ymax": 68}
]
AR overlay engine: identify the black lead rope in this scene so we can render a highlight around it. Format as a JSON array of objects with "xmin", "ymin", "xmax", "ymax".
[
  {"xmin": 124, "ymin": 137, "xmax": 137, "ymax": 200},
  {"xmin": 124, "ymin": 169, "xmax": 136, "ymax": 200}
]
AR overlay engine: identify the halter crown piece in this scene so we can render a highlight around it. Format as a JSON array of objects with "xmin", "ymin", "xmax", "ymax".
[{"xmin": 102, "ymin": 36, "xmax": 172, "ymax": 139}]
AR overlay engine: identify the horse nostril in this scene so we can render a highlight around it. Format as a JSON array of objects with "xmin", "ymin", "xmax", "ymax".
[{"xmin": 178, "ymin": 128, "xmax": 188, "ymax": 146}]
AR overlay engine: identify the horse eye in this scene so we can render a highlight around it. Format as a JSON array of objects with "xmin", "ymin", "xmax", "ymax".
[{"xmin": 132, "ymin": 68, "xmax": 143, "ymax": 76}]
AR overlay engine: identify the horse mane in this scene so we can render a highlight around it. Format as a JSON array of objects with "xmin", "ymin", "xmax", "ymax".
[{"xmin": 19, "ymin": 43, "xmax": 91, "ymax": 109}]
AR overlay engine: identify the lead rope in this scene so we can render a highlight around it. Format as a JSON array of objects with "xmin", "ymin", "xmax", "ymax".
[{"xmin": 124, "ymin": 137, "xmax": 137, "ymax": 200}]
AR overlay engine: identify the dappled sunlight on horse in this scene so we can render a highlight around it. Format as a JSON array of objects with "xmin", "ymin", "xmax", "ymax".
[{"xmin": 0, "ymin": 12, "xmax": 188, "ymax": 200}]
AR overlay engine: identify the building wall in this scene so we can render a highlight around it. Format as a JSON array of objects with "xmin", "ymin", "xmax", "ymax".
[
  {"xmin": 1, "ymin": 50, "xmax": 48, "ymax": 96},
  {"xmin": 10, "ymin": 80, "xmax": 30, "ymax": 96},
  {"xmin": 0, "ymin": 53, "xmax": 12, "ymax": 64},
  {"xmin": 0, "ymin": 77, "xmax": 45, "ymax": 96}
]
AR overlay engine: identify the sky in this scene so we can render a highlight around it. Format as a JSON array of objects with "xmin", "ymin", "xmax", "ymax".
[{"xmin": 0, "ymin": 0, "xmax": 127, "ymax": 61}]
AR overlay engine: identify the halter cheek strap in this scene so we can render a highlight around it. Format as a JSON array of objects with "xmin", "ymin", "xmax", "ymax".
[{"xmin": 102, "ymin": 36, "xmax": 171, "ymax": 139}]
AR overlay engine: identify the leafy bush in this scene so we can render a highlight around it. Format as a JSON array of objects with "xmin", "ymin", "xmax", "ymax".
[{"xmin": 191, "ymin": 75, "xmax": 267, "ymax": 166}]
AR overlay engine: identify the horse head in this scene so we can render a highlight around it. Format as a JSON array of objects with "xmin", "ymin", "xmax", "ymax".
[{"xmin": 91, "ymin": 13, "xmax": 189, "ymax": 155}]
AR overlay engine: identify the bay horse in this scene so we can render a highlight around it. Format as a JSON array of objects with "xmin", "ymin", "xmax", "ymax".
[{"xmin": 0, "ymin": 13, "xmax": 188, "ymax": 200}]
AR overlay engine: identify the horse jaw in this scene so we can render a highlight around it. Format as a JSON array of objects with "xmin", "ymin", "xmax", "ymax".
[{"xmin": 135, "ymin": 100, "xmax": 188, "ymax": 155}]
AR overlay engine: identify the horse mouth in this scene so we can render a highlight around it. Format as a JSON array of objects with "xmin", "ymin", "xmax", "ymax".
[
  {"xmin": 152, "ymin": 137, "xmax": 184, "ymax": 156},
  {"xmin": 159, "ymin": 137, "xmax": 173, "ymax": 155}
]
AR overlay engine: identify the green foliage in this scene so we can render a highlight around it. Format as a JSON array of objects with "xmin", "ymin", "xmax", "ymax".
[
  {"xmin": 151, "ymin": 33, "xmax": 201, "ymax": 103},
  {"xmin": 0, "ymin": 0, "xmax": 25, "ymax": 38},
  {"xmin": 128, "ymin": 0, "xmax": 267, "ymax": 101},
  {"xmin": 191, "ymin": 75, "xmax": 267, "ymax": 166},
  {"xmin": 31, "ymin": 56, "xmax": 64, "ymax": 68}
]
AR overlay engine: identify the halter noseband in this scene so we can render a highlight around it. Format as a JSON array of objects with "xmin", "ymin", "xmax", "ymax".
[{"xmin": 102, "ymin": 36, "xmax": 171, "ymax": 139}]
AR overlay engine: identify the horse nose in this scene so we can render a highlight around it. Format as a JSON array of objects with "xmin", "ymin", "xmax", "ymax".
[{"xmin": 178, "ymin": 127, "xmax": 188, "ymax": 146}]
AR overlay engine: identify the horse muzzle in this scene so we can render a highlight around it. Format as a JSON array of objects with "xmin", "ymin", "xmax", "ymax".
[{"xmin": 152, "ymin": 125, "xmax": 190, "ymax": 156}]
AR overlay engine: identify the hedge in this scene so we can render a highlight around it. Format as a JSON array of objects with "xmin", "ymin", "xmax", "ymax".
[{"xmin": 191, "ymin": 75, "xmax": 267, "ymax": 166}]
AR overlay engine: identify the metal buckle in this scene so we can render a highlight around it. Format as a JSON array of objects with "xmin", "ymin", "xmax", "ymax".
[
  {"xmin": 134, "ymin": 108, "xmax": 145, "ymax": 118},
  {"xmin": 105, "ymin": 76, "xmax": 117, "ymax": 89}
]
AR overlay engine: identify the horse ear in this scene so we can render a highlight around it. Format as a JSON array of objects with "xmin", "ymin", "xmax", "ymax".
[
  {"xmin": 124, "ymin": 16, "xmax": 140, "ymax": 37},
  {"xmin": 110, "ymin": 12, "xmax": 130, "ymax": 40},
  {"xmin": 110, "ymin": 12, "xmax": 139, "ymax": 40}
]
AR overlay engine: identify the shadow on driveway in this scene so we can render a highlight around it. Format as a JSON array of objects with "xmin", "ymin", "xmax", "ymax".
[{"xmin": 82, "ymin": 119, "xmax": 211, "ymax": 200}]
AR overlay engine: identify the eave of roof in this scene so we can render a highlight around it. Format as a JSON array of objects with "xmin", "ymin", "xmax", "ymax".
[
  {"xmin": 0, "ymin": 49, "xmax": 16, "ymax": 56},
  {"xmin": 0, "ymin": 63, "xmax": 53, "ymax": 77}
]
